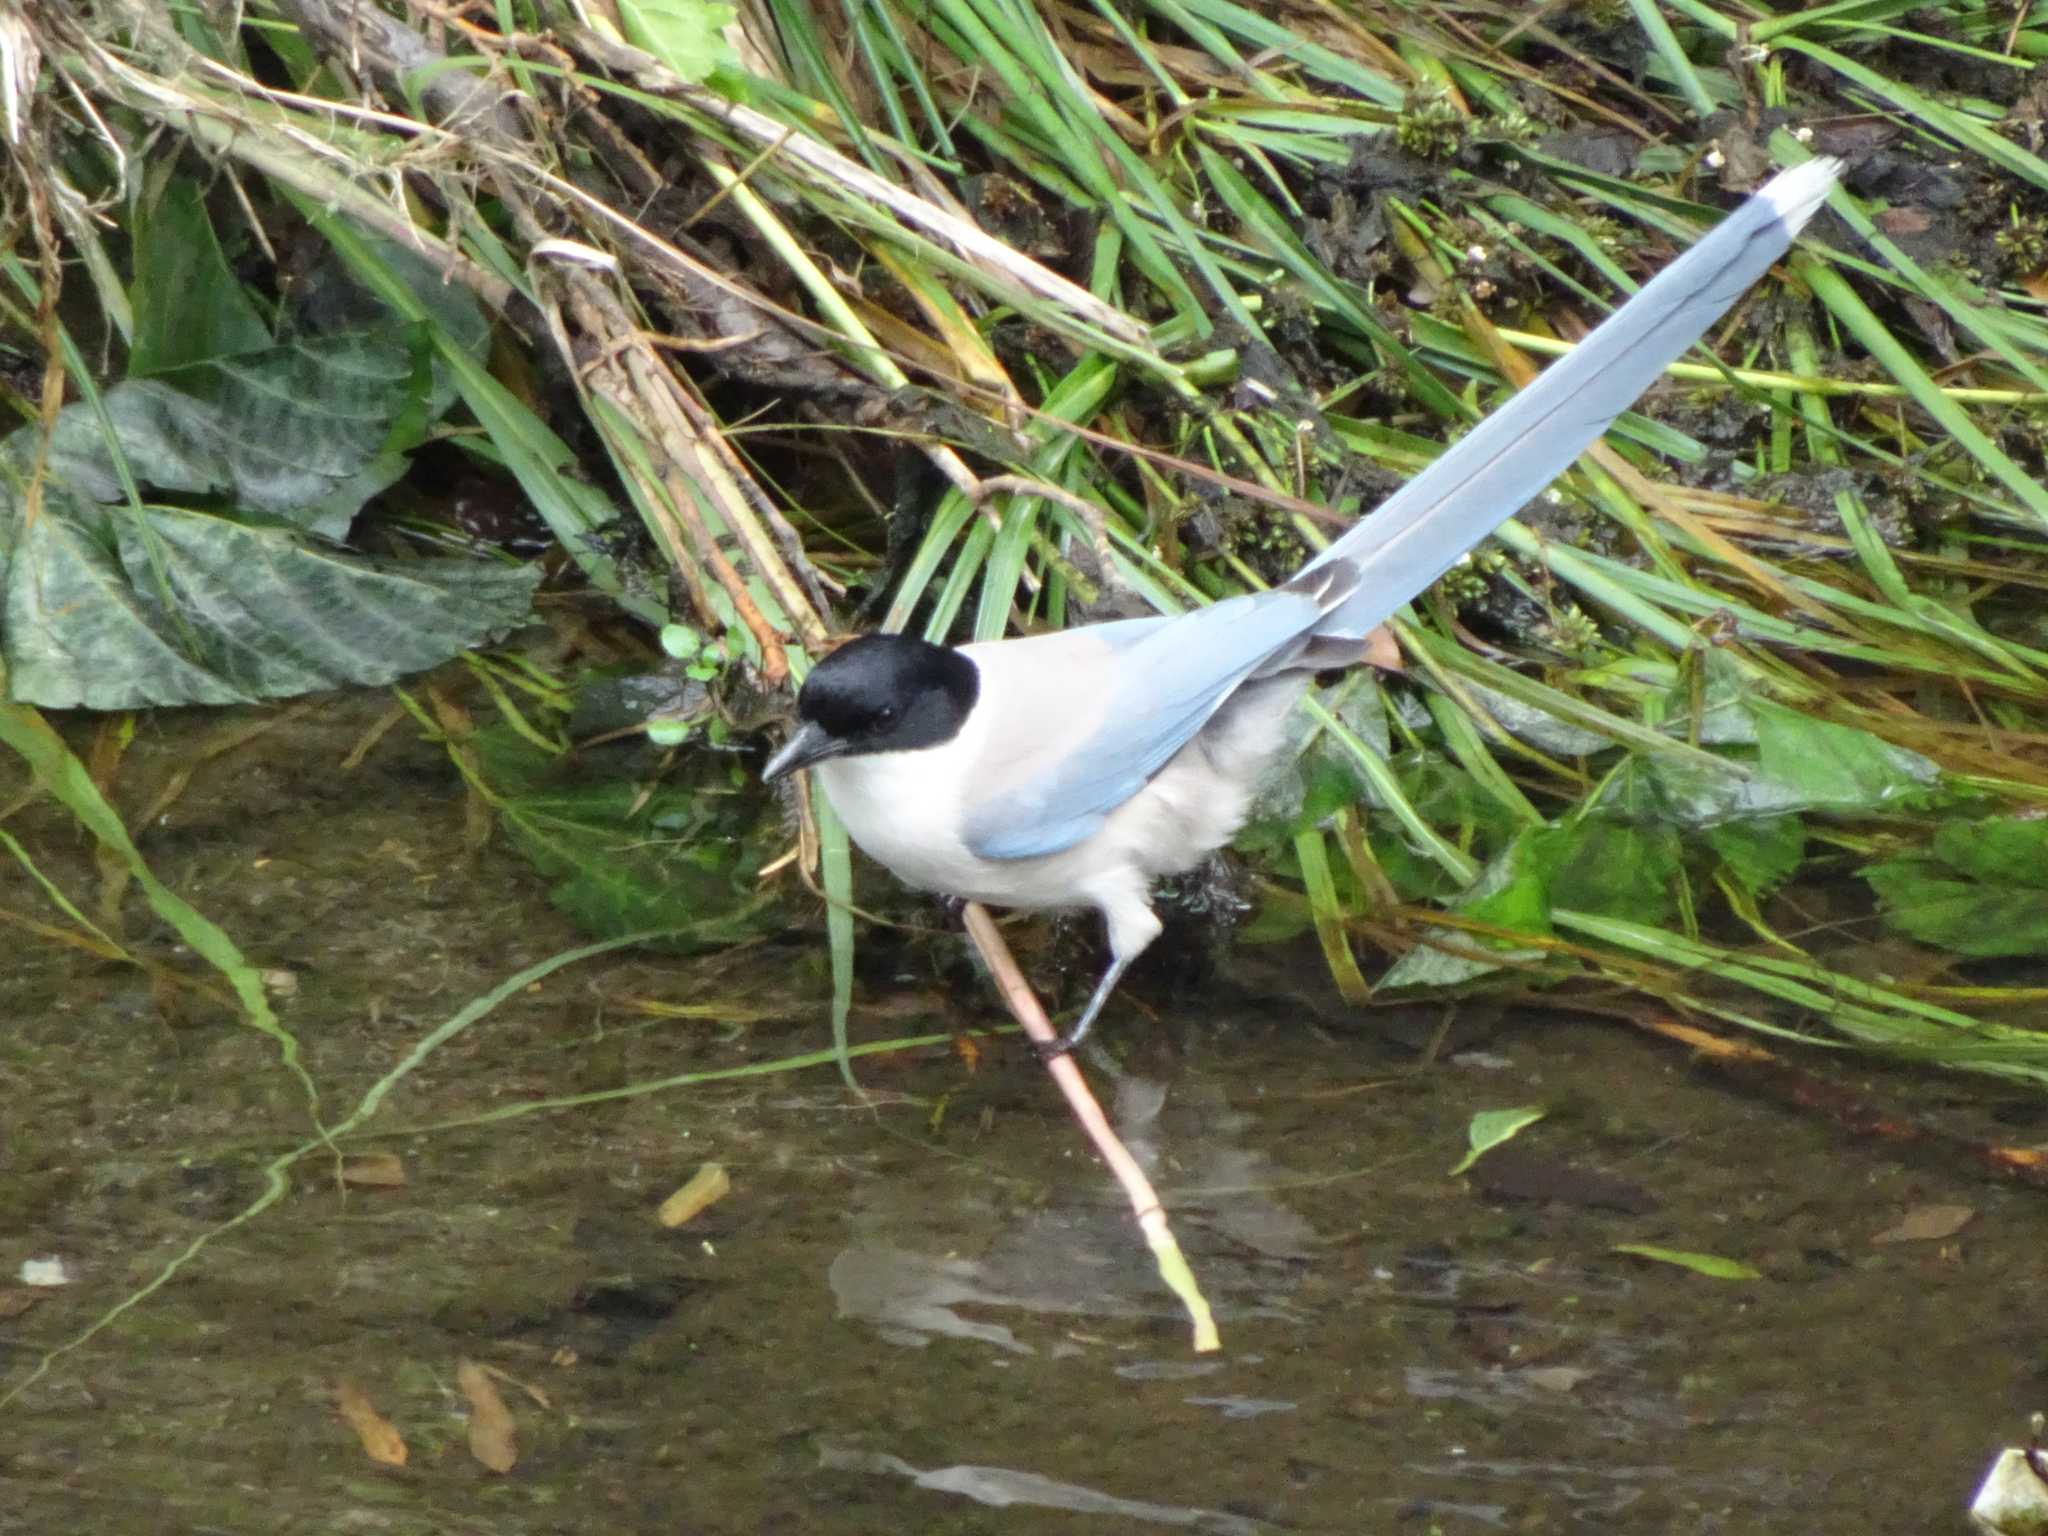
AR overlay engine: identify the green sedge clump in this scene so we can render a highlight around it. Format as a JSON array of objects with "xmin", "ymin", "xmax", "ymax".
[
  {"xmin": 1396, "ymin": 87, "xmax": 1464, "ymax": 160},
  {"xmin": 1994, "ymin": 209, "xmax": 2048, "ymax": 276}
]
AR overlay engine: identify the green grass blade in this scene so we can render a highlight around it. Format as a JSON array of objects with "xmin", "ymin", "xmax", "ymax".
[
  {"xmin": 0, "ymin": 703, "xmax": 326, "ymax": 1128},
  {"xmin": 1796, "ymin": 253, "xmax": 2048, "ymax": 531}
]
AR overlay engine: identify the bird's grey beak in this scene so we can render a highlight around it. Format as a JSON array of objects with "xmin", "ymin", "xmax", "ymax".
[{"xmin": 763, "ymin": 720, "xmax": 845, "ymax": 783}]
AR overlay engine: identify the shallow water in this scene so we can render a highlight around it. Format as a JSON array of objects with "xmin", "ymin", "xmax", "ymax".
[{"xmin": 3, "ymin": 694, "xmax": 2042, "ymax": 1533}]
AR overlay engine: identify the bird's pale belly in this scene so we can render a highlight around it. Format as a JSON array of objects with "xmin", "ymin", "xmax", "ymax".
[
  {"xmin": 813, "ymin": 749, "xmax": 1109, "ymax": 912},
  {"xmin": 813, "ymin": 751, "xmax": 996, "ymax": 894}
]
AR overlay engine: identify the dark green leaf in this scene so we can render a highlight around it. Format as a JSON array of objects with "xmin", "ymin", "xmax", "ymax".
[
  {"xmin": 1605, "ymin": 710, "xmax": 1939, "ymax": 828},
  {"xmin": 0, "ymin": 214, "xmax": 512, "ymax": 708},
  {"xmin": 1380, "ymin": 827, "xmax": 1555, "ymax": 988},
  {"xmin": 72, "ymin": 225, "xmax": 486, "ymax": 539},
  {"xmin": 130, "ymin": 180, "xmax": 271, "ymax": 376},
  {"xmin": 1927, "ymin": 816, "xmax": 2048, "ymax": 889},
  {"xmin": 1, "ymin": 488, "xmax": 538, "ymax": 708},
  {"xmin": 476, "ymin": 727, "xmax": 784, "ymax": 946},
  {"xmin": 1543, "ymin": 818, "xmax": 1681, "ymax": 924},
  {"xmin": 1704, "ymin": 815, "xmax": 1807, "ymax": 897},
  {"xmin": 41, "ymin": 350, "xmax": 417, "ymax": 539},
  {"xmin": 1865, "ymin": 828, "xmax": 2048, "ymax": 958},
  {"xmin": 1298, "ymin": 744, "xmax": 1369, "ymax": 825}
]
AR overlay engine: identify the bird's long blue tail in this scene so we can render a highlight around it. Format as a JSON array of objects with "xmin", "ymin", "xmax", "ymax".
[{"xmin": 1303, "ymin": 157, "xmax": 1840, "ymax": 639}]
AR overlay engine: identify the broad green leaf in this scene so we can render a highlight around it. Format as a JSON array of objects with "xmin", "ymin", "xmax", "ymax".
[
  {"xmin": 1449, "ymin": 832, "xmax": 1555, "ymax": 939},
  {"xmin": 1449, "ymin": 1105, "xmax": 1545, "ymax": 1175},
  {"xmin": 1544, "ymin": 819, "xmax": 1681, "ymax": 926},
  {"xmin": 1864, "ymin": 860, "xmax": 2048, "ymax": 958},
  {"xmin": 1751, "ymin": 701, "xmax": 1942, "ymax": 814},
  {"xmin": 0, "ymin": 487, "xmax": 538, "ymax": 709},
  {"xmin": 1380, "ymin": 826, "xmax": 1554, "ymax": 988},
  {"xmin": 1296, "ymin": 741, "xmax": 1372, "ymax": 826},
  {"xmin": 1704, "ymin": 816, "xmax": 1807, "ymax": 898},
  {"xmin": 0, "ymin": 217, "xmax": 517, "ymax": 708},
  {"xmin": 129, "ymin": 179, "xmax": 270, "ymax": 376},
  {"xmin": 47, "ymin": 230, "xmax": 489, "ymax": 538},
  {"xmin": 1619, "ymin": 703, "xmax": 1942, "ymax": 827},
  {"xmin": 1381, "ymin": 812, "xmax": 1684, "ymax": 990},
  {"xmin": 1929, "ymin": 816, "xmax": 2048, "ymax": 888},
  {"xmin": 615, "ymin": 0, "xmax": 738, "ymax": 82},
  {"xmin": 37, "ymin": 348, "xmax": 415, "ymax": 540},
  {"xmin": 1865, "ymin": 819, "xmax": 2048, "ymax": 957}
]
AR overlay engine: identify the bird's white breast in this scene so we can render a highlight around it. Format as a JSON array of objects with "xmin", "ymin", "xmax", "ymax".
[{"xmin": 811, "ymin": 725, "xmax": 990, "ymax": 900}]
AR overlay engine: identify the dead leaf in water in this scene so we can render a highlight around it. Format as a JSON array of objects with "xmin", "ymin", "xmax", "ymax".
[
  {"xmin": 477, "ymin": 1360, "xmax": 553, "ymax": 1410},
  {"xmin": 458, "ymin": 1359, "xmax": 518, "ymax": 1472},
  {"xmin": 340, "ymin": 1152, "xmax": 406, "ymax": 1189},
  {"xmin": 1871, "ymin": 1204, "xmax": 1974, "ymax": 1245},
  {"xmin": 657, "ymin": 1161, "xmax": 731, "ymax": 1228},
  {"xmin": 1520, "ymin": 1366, "xmax": 1594, "ymax": 1394},
  {"xmin": 335, "ymin": 1379, "xmax": 407, "ymax": 1467}
]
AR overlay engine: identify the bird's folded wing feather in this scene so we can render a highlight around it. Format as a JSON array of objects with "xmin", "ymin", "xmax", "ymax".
[{"xmin": 961, "ymin": 590, "xmax": 1323, "ymax": 859}]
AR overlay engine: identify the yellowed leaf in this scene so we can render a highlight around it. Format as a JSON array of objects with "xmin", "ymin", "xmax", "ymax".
[
  {"xmin": 1520, "ymin": 1366, "xmax": 1594, "ymax": 1394},
  {"xmin": 1874, "ymin": 205, "xmax": 1933, "ymax": 236},
  {"xmin": 1872, "ymin": 1204, "xmax": 1975, "ymax": 1245},
  {"xmin": 457, "ymin": 1359, "xmax": 518, "ymax": 1473},
  {"xmin": 656, "ymin": 1162, "xmax": 731, "ymax": 1229},
  {"xmin": 482, "ymin": 1361, "xmax": 552, "ymax": 1410},
  {"xmin": 340, "ymin": 1153, "xmax": 406, "ymax": 1189},
  {"xmin": 336, "ymin": 1379, "xmax": 408, "ymax": 1467}
]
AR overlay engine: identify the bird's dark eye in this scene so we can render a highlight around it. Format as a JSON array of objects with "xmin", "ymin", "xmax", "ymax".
[{"xmin": 875, "ymin": 706, "xmax": 897, "ymax": 725}]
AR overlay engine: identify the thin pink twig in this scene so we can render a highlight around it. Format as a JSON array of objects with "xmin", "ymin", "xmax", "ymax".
[{"xmin": 961, "ymin": 902, "xmax": 1219, "ymax": 1351}]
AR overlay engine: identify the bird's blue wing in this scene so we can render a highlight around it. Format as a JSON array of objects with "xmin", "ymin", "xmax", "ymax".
[{"xmin": 961, "ymin": 590, "xmax": 1321, "ymax": 860}]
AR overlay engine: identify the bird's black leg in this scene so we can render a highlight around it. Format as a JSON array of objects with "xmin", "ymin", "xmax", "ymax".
[{"xmin": 1043, "ymin": 955, "xmax": 1132, "ymax": 1057}]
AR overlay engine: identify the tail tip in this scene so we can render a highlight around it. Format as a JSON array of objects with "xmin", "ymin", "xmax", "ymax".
[{"xmin": 1756, "ymin": 155, "xmax": 1843, "ymax": 233}]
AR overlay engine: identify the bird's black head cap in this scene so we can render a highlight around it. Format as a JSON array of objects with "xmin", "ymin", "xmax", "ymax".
[{"xmin": 762, "ymin": 635, "xmax": 978, "ymax": 780}]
